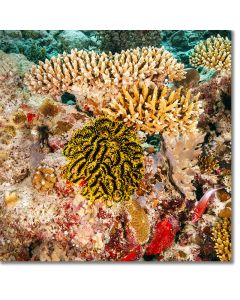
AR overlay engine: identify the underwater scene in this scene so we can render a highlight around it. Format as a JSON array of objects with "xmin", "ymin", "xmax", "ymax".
[{"xmin": 0, "ymin": 30, "xmax": 231, "ymax": 262}]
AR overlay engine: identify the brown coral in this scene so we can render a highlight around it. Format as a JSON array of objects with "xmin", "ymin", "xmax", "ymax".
[
  {"xmin": 126, "ymin": 199, "xmax": 150, "ymax": 244},
  {"xmin": 103, "ymin": 83, "xmax": 202, "ymax": 135},
  {"xmin": 53, "ymin": 120, "xmax": 73, "ymax": 135},
  {"xmin": 39, "ymin": 98, "xmax": 59, "ymax": 117},
  {"xmin": 11, "ymin": 110, "xmax": 27, "ymax": 127},
  {"xmin": 24, "ymin": 47, "xmax": 186, "ymax": 103},
  {"xmin": 32, "ymin": 165, "xmax": 57, "ymax": 192},
  {"xmin": 190, "ymin": 35, "xmax": 231, "ymax": 72},
  {"xmin": 212, "ymin": 218, "xmax": 231, "ymax": 261}
]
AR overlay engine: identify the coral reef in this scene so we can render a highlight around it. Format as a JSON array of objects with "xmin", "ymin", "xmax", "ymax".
[
  {"xmin": 96, "ymin": 30, "xmax": 161, "ymax": 53},
  {"xmin": 212, "ymin": 218, "xmax": 231, "ymax": 261},
  {"xmin": 24, "ymin": 47, "xmax": 186, "ymax": 105},
  {"xmin": 0, "ymin": 30, "xmax": 232, "ymax": 262},
  {"xmin": 63, "ymin": 117, "xmax": 144, "ymax": 206},
  {"xmin": 103, "ymin": 83, "xmax": 202, "ymax": 135},
  {"xmin": 190, "ymin": 35, "xmax": 231, "ymax": 72}
]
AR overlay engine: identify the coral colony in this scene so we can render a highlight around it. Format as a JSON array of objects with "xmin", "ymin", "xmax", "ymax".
[{"xmin": 0, "ymin": 30, "xmax": 232, "ymax": 261}]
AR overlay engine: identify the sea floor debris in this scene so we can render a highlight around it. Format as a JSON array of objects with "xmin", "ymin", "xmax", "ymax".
[{"xmin": 0, "ymin": 30, "xmax": 232, "ymax": 262}]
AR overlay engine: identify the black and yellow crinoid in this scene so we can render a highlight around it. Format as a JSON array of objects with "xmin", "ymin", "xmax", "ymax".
[{"xmin": 63, "ymin": 117, "xmax": 144, "ymax": 206}]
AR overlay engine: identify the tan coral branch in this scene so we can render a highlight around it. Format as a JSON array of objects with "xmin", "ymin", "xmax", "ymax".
[{"xmin": 103, "ymin": 83, "xmax": 202, "ymax": 135}]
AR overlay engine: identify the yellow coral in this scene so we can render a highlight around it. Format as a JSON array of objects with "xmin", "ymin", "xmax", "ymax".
[
  {"xmin": 4, "ymin": 191, "xmax": 20, "ymax": 208},
  {"xmin": 24, "ymin": 47, "xmax": 186, "ymax": 100},
  {"xmin": 126, "ymin": 199, "xmax": 150, "ymax": 244},
  {"xmin": 63, "ymin": 117, "xmax": 144, "ymax": 206},
  {"xmin": 212, "ymin": 218, "xmax": 231, "ymax": 262},
  {"xmin": 32, "ymin": 165, "xmax": 57, "ymax": 192},
  {"xmin": 103, "ymin": 83, "xmax": 201, "ymax": 135},
  {"xmin": 190, "ymin": 35, "xmax": 231, "ymax": 72}
]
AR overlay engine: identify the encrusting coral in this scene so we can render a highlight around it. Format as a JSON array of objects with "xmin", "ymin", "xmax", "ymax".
[
  {"xmin": 102, "ymin": 83, "xmax": 202, "ymax": 135},
  {"xmin": 24, "ymin": 47, "xmax": 186, "ymax": 104},
  {"xmin": 211, "ymin": 218, "xmax": 231, "ymax": 261},
  {"xmin": 190, "ymin": 35, "xmax": 231, "ymax": 72},
  {"xmin": 32, "ymin": 165, "xmax": 57, "ymax": 192},
  {"xmin": 62, "ymin": 116, "xmax": 144, "ymax": 206},
  {"xmin": 126, "ymin": 199, "xmax": 150, "ymax": 245}
]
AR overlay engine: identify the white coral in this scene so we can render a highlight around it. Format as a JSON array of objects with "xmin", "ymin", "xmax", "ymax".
[{"xmin": 163, "ymin": 131, "xmax": 205, "ymax": 200}]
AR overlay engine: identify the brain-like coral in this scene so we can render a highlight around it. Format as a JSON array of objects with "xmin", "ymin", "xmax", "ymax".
[
  {"xmin": 63, "ymin": 117, "xmax": 144, "ymax": 206},
  {"xmin": 103, "ymin": 83, "xmax": 202, "ymax": 135},
  {"xmin": 24, "ymin": 47, "xmax": 186, "ymax": 101},
  {"xmin": 212, "ymin": 218, "xmax": 231, "ymax": 261},
  {"xmin": 190, "ymin": 34, "xmax": 231, "ymax": 72}
]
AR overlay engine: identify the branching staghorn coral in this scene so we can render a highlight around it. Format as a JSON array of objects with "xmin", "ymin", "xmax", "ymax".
[
  {"xmin": 24, "ymin": 47, "xmax": 186, "ymax": 105},
  {"xmin": 103, "ymin": 83, "xmax": 202, "ymax": 135},
  {"xmin": 163, "ymin": 131, "xmax": 205, "ymax": 200},
  {"xmin": 190, "ymin": 35, "xmax": 231, "ymax": 72},
  {"xmin": 63, "ymin": 117, "xmax": 144, "ymax": 206},
  {"xmin": 212, "ymin": 218, "xmax": 231, "ymax": 261}
]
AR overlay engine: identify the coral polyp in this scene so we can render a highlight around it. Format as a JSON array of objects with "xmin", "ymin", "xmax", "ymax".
[{"xmin": 63, "ymin": 117, "xmax": 144, "ymax": 205}]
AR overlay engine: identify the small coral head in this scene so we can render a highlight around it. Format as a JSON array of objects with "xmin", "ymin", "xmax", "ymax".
[
  {"xmin": 62, "ymin": 116, "xmax": 144, "ymax": 206},
  {"xmin": 190, "ymin": 34, "xmax": 231, "ymax": 72}
]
